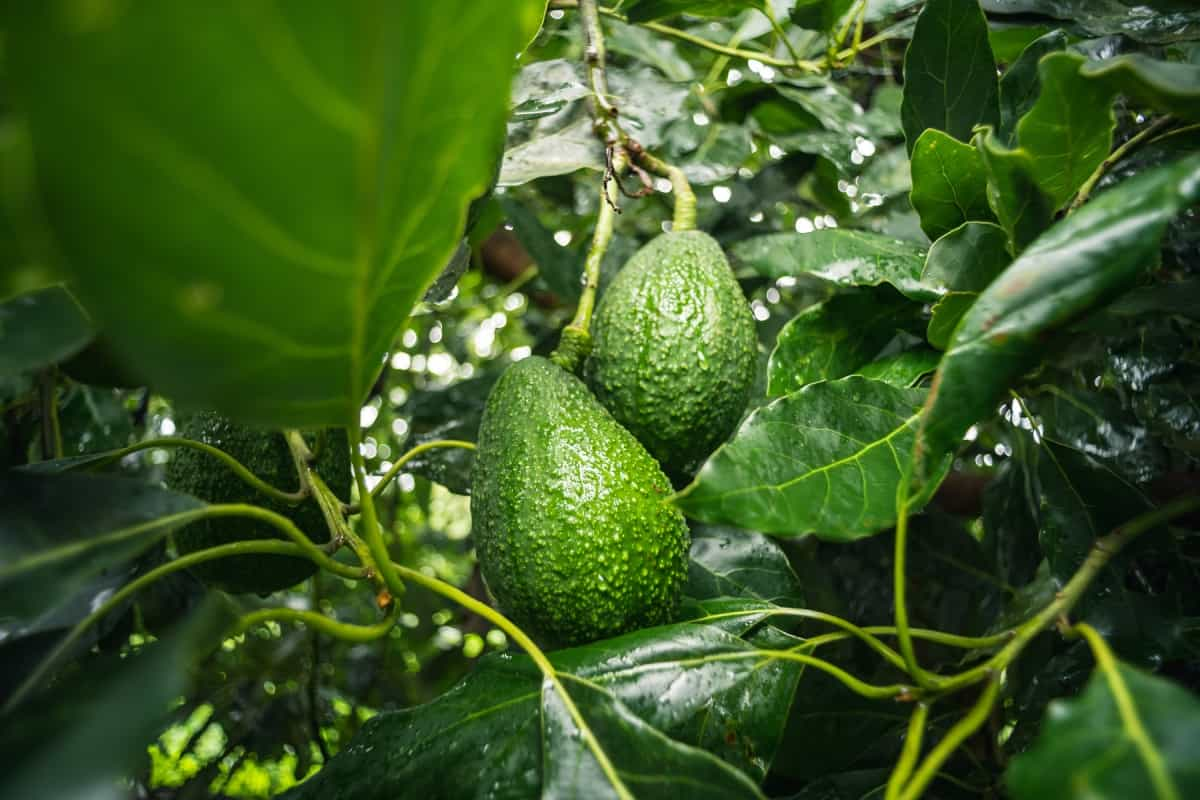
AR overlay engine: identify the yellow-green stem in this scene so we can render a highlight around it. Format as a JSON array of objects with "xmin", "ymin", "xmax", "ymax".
[
  {"xmin": 631, "ymin": 146, "xmax": 696, "ymax": 231},
  {"xmin": 893, "ymin": 490, "xmax": 936, "ymax": 688},
  {"xmin": 38, "ymin": 369, "xmax": 62, "ymax": 460},
  {"xmin": 391, "ymin": 561, "xmax": 635, "ymax": 800},
  {"xmin": 235, "ymin": 602, "xmax": 399, "ymax": 642},
  {"xmin": 350, "ymin": 439, "xmax": 407, "ymax": 600},
  {"xmin": 1070, "ymin": 115, "xmax": 1176, "ymax": 211},
  {"xmin": 886, "ymin": 703, "xmax": 930, "ymax": 800},
  {"xmin": 369, "ymin": 439, "xmax": 476, "ymax": 499},
  {"xmin": 898, "ymin": 678, "xmax": 1000, "ymax": 800}
]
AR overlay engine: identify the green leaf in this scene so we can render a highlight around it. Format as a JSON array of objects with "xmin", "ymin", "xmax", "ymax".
[
  {"xmin": 982, "ymin": 444, "xmax": 1043, "ymax": 589},
  {"xmin": 607, "ymin": 20, "xmax": 696, "ymax": 82},
  {"xmin": 1007, "ymin": 656, "xmax": 1200, "ymax": 799},
  {"xmin": 989, "ymin": 24, "xmax": 1056, "ymax": 64},
  {"xmin": 998, "ymin": 29, "xmax": 1069, "ymax": 144},
  {"xmin": 1016, "ymin": 51, "xmax": 1117, "ymax": 208},
  {"xmin": 0, "ymin": 598, "xmax": 234, "ymax": 800},
  {"xmin": 981, "ymin": 0, "xmax": 1200, "ymax": 44},
  {"xmin": 686, "ymin": 523, "xmax": 805, "ymax": 605},
  {"xmin": 677, "ymin": 376, "xmax": 950, "ymax": 540},
  {"xmin": 501, "ymin": 198, "xmax": 581, "ymax": 302},
  {"xmin": 6, "ymin": 2, "xmax": 539, "ymax": 427},
  {"xmin": 0, "ymin": 472, "xmax": 203, "ymax": 623},
  {"xmin": 624, "ymin": 0, "xmax": 766, "ymax": 24},
  {"xmin": 0, "ymin": 115, "xmax": 63, "ymax": 302},
  {"xmin": 855, "ymin": 348, "xmax": 941, "ymax": 387},
  {"xmin": 789, "ymin": 0, "xmax": 855, "ymax": 32},
  {"xmin": 282, "ymin": 624, "xmax": 798, "ymax": 798},
  {"xmin": 1080, "ymin": 54, "xmax": 1200, "ymax": 121},
  {"xmin": 975, "ymin": 130, "xmax": 1055, "ymax": 254},
  {"xmin": 0, "ymin": 285, "xmax": 93, "ymax": 378},
  {"xmin": 920, "ymin": 221, "xmax": 1012, "ymax": 348},
  {"xmin": 900, "ymin": 0, "xmax": 1000, "ymax": 155},
  {"xmin": 767, "ymin": 289, "xmax": 916, "ymax": 395},
  {"xmin": 909, "ymin": 129, "xmax": 997, "ymax": 240},
  {"xmin": 912, "ymin": 154, "xmax": 1200, "ymax": 477},
  {"xmin": 731, "ymin": 229, "xmax": 938, "ymax": 301}
]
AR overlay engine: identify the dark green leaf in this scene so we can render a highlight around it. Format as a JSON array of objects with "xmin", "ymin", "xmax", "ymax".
[
  {"xmin": 900, "ymin": 0, "xmax": 1000, "ymax": 155},
  {"xmin": 982, "ymin": 445, "xmax": 1043, "ymax": 589},
  {"xmin": 914, "ymin": 154, "xmax": 1200, "ymax": 476},
  {"xmin": 400, "ymin": 368, "xmax": 503, "ymax": 496},
  {"xmin": 909, "ymin": 130, "xmax": 996, "ymax": 240},
  {"xmin": 1007, "ymin": 656, "xmax": 1200, "ymax": 799},
  {"xmin": 1016, "ymin": 52, "xmax": 1117, "ymax": 208},
  {"xmin": 767, "ymin": 289, "xmax": 916, "ymax": 395},
  {"xmin": 989, "ymin": 24, "xmax": 1057, "ymax": 64},
  {"xmin": 678, "ymin": 376, "xmax": 950, "ymax": 540},
  {"xmin": 7, "ymin": 3, "xmax": 538, "ymax": 427},
  {"xmin": 624, "ymin": 0, "xmax": 766, "ymax": 24},
  {"xmin": 0, "ymin": 116, "xmax": 63, "ymax": 303},
  {"xmin": 0, "ymin": 472, "xmax": 203, "ymax": 622},
  {"xmin": 1081, "ymin": 54, "xmax": 1200, "ymax": 121},
  {"xmin": 686, "ymin": 523, "xmax": 805, "ymax": 605},
  {"xmin": 981, "ymin": 0, "xmax": 1200, "ymax": 44},
  {"xmin": 856, "ymin": 348, "xmax": 941, "ymax": 387},
  {"xmin": 997, "ymin": 29, "xmax": 1069, "ymax": 144},
  {"xmin": 607, "ymin": 20, "xmax": 696, "ymax": 82},
  {"xmin": 789, "ymin": 0, "xmax": 855, "ymax": 32},
  {"xmin": 975, "ymin": 130, "xmax": 1055, "ymax": 254},
  {"xmin": 501, "ymin": 198, "xmax": 581, "ymax": 302},
  {"xmin": 283, "ymin": 624, "xmax": 799, "ymax": 798},
  {"xmin": 731, "ymin": 230, "xmax": 937, "ymax": 301},
  {"xmin": 927, "ymin": 293, "xmax": 977, "ymax": 351},
  {"xmin": 0, "ymin": 598, "xmax": 234, "ymax": 800},
  {"xmin": 921, "ymin": 221, "xmax": 1012, "ymax": 348},
  {"xmin": 680, "ymin": 124, "xmax": 755, "ymax": 186},
  {"xmin": 0, "ymin": 285, "xmax": 92, "ymax": 378}
]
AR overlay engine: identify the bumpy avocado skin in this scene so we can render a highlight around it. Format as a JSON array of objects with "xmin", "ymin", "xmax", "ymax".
[
  {"xmin": 471, "ymin": 356, "xmax": 690, "ymax": 647},
  {"xmin": 586, "ymin": 230, "xmax": 758, "ymax": 480},
  {"xmin": 165, "ymin": 412, "xmax": 351, "ymax": 595}
]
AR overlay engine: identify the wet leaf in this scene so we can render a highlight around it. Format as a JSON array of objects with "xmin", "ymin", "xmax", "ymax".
[
  {"xmin": 767, "ymin": 289, "xmax": 917, "ymax": 395},
  {"xmin": 981, "ymin": 0, "xmax": 1200, "ymax": 44},
  {"xmin": 7, "ymin": 2, "xmax": 539, "ymax": 427},
  {"xmin": 282, "ymin": 624, "xmax": 799, "ymax": 798},
  {"xmin": 623, "ymin": 0, "xmax": 766, "ymax": 23},
  {"xmin": 1081, "ymin": 54, "xmax": 1200, "ymax": 120},
  {"xmin": 0, "ymin": 285, "xmax": 92, "ymax": 378},
  {"xmin": 998, "ymin": 29, "xmax": 1069, "ymax": 144},
  {"xmin": 0, "ymin": 472, "xmax": 203, "ymax": 623},
  {"xmin": 856, "ymin": 348, "xmax": 941, "ymax": 387},
  {"xmin": 913, "ymin": 154, "xmax": 1200, "ymax": 477},
  {"xmin": 921, "ymin": 221, "xmax": 1012, "ymax": 348},
  {"xmin": 975, "ymin": 130, "xmax": 1056, "ymax": 254},
  {"xmin": 731, "ymin": 230, "xmax": 937, "ymax": 302},
  {"xmin": 900, "ymin": 0, "xmax": 1000, "ymax": 155},
  {"xmin": 678, "ymin": 376, "xmax": 950, "ymax": 540},
  {"xmin": 686, "ymin": 523, "xmax": 805, "ymax": 606},
  {"xmin": 1016, "ymin": 52, "xmax": 1117, "ymax": 208},
  {"xmin": 909, "ymin": 130, "xmax": 996, "ymax": 240},
  {"xmin": 1007, "ymin": 655, "xmax": 1200, "ymax": 799}
]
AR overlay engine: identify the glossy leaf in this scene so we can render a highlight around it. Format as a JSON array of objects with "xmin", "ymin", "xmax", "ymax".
[
  {"xmin": 921, "ymin": 221, "xmax": 1012, "ymax": 348},
  {"xmin": 975, "ymin": 130, "xmax": 1055, "ymax": 254},
  {"xmin": 1007, "ymin": 657, "xmax": 1200, "ymax": 799},
  {"xmin": 1081, "ymin": 54, "xmax": 1200, "ymax": 121},
  {"xmin": 678, "ymin": 376, "xmax": 950, "ymax": 540},
  {"xmin": 909, "ymin": 130, "xmax": 996, "ymax": 240},
  {"xmin": 0, "ymin": 598, "xmax": 234, "ymax": 800},
  {"xmin": 502, "ymin": 198, "xmax": 582, "ymax": 302},
  {"xmin": 731, "ymin": 230, "xmax": 937, "ymax": 301},
  {"xmin": 1016, "ymin": 52, "xmax": 1117, "ymax": 208},
  {"xmin": 0, "ymin": 472, "xmax": 203, "ymax": 622},
  {"xmin": 624, "ymin": 0, "xmax": 766, "ymax": 23},
  {"xmin": 789, "ymin": 0, "xmax": 855, "ymax": 32},
  {"xmin": 283, "ymin": 624, "xmax": 800, "ymax": 798},
  {"xmin": 7, "ymin": 3, "xmax": 539, "ymax": 427},
  {"xmin": 997, "ymin": 29, "xmax": 1068, "ymax": 145},
  {"xmin": 0, "ymin": 285, "xmax": 92, "ymax": 378},
  {"xmin": 686, "ymin": 523, "xmax": 805, "ymax": 606},
  {"xmin": 982, "ymin": 444, "xmax": 1043, "ymax": 589},
  {"xmin": 855, "ymin": 348, "xmax": 941, "ymax": 387},
  {"xmin": 913, "ymin": 154, "xmax": 1200, "ymax": 476},
  {"xmin": 767, "ymin": 290, "xmax": 916, "ymax": 395},
  {"xmin": 900, "ymin": 0, "xmax": 1000, "ymax": 155},
  {"xmin": 980, "ymin": 0, "xmax": 1200, "ymax": 44}
]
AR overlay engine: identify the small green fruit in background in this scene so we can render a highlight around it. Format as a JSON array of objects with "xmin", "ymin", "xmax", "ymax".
[
  {"xmin": 471, "ymin": 356, "xmax": 689, "ymax": 647},
  {"xmin": 587, "ymin": 230, "xmax": 757, "ymax": 481},
  {"xmin": 165, "ymin": 411, "xmax": 351, "ymax": 595}
]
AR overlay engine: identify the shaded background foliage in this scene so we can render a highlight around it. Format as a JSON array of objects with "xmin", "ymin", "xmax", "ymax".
[{"xmin": 1, "ymin": 0, "xmax": 1199, "ymax": 798}]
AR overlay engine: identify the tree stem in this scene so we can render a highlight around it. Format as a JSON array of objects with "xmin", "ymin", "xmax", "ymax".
[{"xmin": 1070, "ymin": 114, "xmax": 1176, "ymax": 211}]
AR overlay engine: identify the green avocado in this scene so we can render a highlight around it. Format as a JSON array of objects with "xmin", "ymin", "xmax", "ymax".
[
  {"xmin": 165, "ymin": 411, "xmax": 351, "ymax": 595},
  {"xmin": 586, "ymin": 230, "xmax": 757, "ymax": 480},
  {"xmin": 471, "ymin": 356, "xmax": 689, "ymax": 647}
]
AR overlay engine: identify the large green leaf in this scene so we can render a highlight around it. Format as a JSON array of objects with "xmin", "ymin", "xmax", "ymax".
[
  {"xmin": 0, "ymin": 115, "xmax": 63, "ymax": 302},
  {"xmin": 975, "ymin": 130, "xmax": 1055, "ymax": 254},
  {"xmin": 6, "ymin": 2, "xmax": 540, "ymax": 427},
  {"xmin": 0, "ymin": 285, "xmax": 92, "ymax": 377},
  {"xmin": 1080, "ymin": 54, "xmax": 1200, "ymax": 121},
  {"xmin": 0, "ymin": 598, "xmax": 234, "ymax": 800},
  {"xmin": 686, "ymin": 523, "xmax": 805, "ymax": 606},
  {"xmin": 677, "ymin": 376, "xmax": 950, "ymax": 540},
  {"xmin": 900, "ymin": 0, "xmax": 1000, "ymax": 155},
  {"xmin": 283, "ymin": 624, "xmax": 800, "ymax": 799},
  {"xmin": 921, "ymin": 221, "xmax": 1012, "ymax": 348},
  {"xmin": 1016, "ymin": 52, "xmax": 1117, "ymax": 208},
  {"xmin": 0, "ymin": 472, "xmax": 203, "ymax": 623},
  {"xmin": 731, "ymin": 230, "xmax": 937, "ymax": 301},
  {"xmin": 981, "ymin": 0, "xmax": 1200, "ymax": 44},
  {"xmin": 909, "ymin": 130, "xmax": 996, "ymax": 240},
  {"xmin": 912, "ymin": 154, "xmax": 1200, "ymax": 477},
  {"xmin": 1007, "ymin": 656, "xmax": 1200, "ymax": 799},
  {"xmin": 997, "ymin": 29, "xmax": 1068, "ymax": 144},
  {"xmin": 855, "ymin": 348, "xmax": 941, "ymax": 387},
  {"xmin": 767, "ymin": 289, "xmax": 916, "ymax": 395}
]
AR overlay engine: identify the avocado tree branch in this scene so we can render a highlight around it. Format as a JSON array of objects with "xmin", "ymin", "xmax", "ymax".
[
  {"xmin": 886, "ymin": 702, "xmax": 930, "ymax": 800},
  {"xmin": 1070, "ymin": 114, "xmax": 1176, "ymax": 211},
  {"xmin": 349, "ymin": 434, "xmax": 408, "ymax": 602},
  {"xmin": 234, "ymin": 601, "xmax": 400, "ymax": 642},
  {"xmin": 624, "ymin": 139, "xmax": 696, "ymax": 231},
  {"xmin": 896, "ymin": 678, "xmax": 1000, "ymax": 800}
]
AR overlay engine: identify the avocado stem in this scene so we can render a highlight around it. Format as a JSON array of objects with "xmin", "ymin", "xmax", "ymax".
[{"xmin": 626, "ymin": 140, "xmax": 697, "ymax": 232}]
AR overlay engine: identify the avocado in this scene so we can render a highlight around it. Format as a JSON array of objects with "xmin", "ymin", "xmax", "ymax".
[
  {"xmin": 471, "ymin": 356, "xmax": 689, "ymax": 647},
  {"xmin": 586, "ymin": 230, "xmax": 757, "ymax": 480},
  {"xmin": 165, "ymin": 411, "xmax": 351, "ymax": 595}
]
